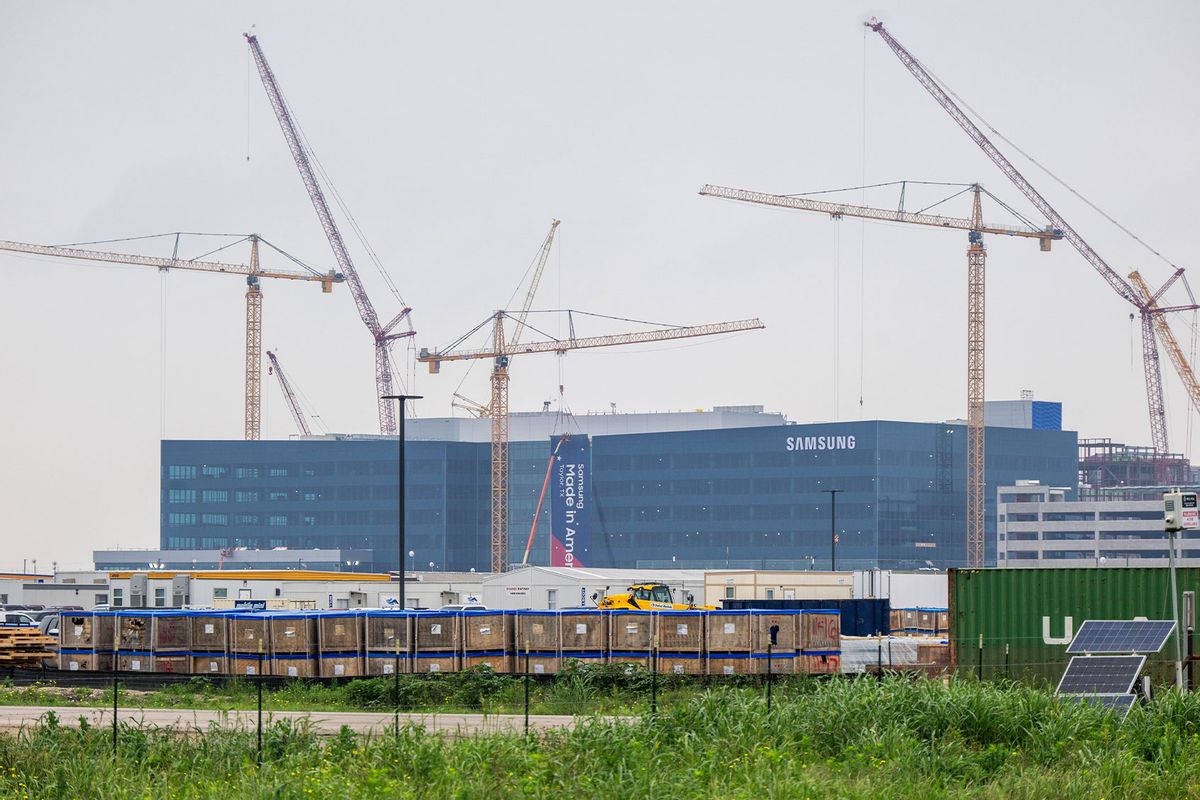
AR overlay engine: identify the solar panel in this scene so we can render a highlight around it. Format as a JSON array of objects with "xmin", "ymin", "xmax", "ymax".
[
  {"xmin": 1056, "ymin": 655, "xmax": 1145, "ymax": 695},
  {"xmin": 1060, "ymin": 693, "xmax": 1137, "ymax": 720},
  {"xmin": 1066, "ymin": 620, "xmax": 1176, "ymax": 654}
]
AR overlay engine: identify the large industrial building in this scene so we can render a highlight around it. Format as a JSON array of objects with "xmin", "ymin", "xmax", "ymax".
[{"xmin": 160, "ymin": 402, "xmax": 1076, "ymax": 572}]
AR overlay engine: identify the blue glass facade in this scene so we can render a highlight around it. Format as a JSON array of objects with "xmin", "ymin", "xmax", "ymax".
[{"xmin": 162, "ymin": 420, "xmax": 1077, "ymax": 572}]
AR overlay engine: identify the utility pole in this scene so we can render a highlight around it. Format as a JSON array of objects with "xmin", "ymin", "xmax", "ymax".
[
  {"xmin": 384, "ymin": 394, "xmax": 422, "ymax": 609},
  {"xmin": 825, "ymin": 489, "xmax": 843, "ymax": 571}
]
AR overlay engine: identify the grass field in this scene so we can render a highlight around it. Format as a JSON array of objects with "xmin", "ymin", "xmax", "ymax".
[{"xmin": 2, "ymin": 676, "xmax": 1199, "ymax": 798}]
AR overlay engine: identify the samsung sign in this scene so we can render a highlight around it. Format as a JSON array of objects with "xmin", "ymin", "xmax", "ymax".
[{"xmin": 785, "ymin": 434, "xmax": 857, "ymax": 452}]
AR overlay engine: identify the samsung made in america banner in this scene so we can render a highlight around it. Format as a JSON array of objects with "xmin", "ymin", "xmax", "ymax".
[{"xmin": 550, "ymin": 434, "xmax": 590, "ymax": 568}]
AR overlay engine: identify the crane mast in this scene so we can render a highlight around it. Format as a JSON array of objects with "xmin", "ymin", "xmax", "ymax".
[
  {"xmin": 245, "ymin": 33, "xmax": 414, "ymax": 436},
  {"xmin": 267, "ymin": 350, "xmax": 312, "ymax": 436},
  {"xmin": 245, "ymin": 236, "xmax": 263, "ymax": 440},
  {"xmin": 866, "ymin": 18, "xmax": 1198, "ymax": 521},
  {"xmin": 421, "ymin": 315, "xmax": 766, "ymax": 572}
]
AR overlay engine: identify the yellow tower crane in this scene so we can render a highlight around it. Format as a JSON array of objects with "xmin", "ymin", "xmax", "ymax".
[
  {"xmin": 420, "ymin": 313, "xmax": 765, "ymax": 573},
  {"xmin": 0, "ymin": 235, "xmax": 342, "ymax": 439},
  {"xmin": 699, "ymin": 182, "xmax": 1061, "ymax": 567}
]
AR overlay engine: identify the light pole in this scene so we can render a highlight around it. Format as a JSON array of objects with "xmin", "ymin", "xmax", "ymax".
[
  {"xmin": 824, "ymin": 489, "xmax": 843, "ymax": 571},
  {"xmin": 409, "ymin": 550, "xmax": 415, "ymax": 576},
  {"xmin": 383, "ymin": 394, "xmax": 422, "ymax": 611}
]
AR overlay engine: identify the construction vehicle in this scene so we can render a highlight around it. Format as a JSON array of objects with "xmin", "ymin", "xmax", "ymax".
[{"xmin": 594, "ymin": 583, "xmax": 715, "ymax": 611}]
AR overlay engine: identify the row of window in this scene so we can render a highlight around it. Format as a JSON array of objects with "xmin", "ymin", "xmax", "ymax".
[
  {"xmin": 1002, "ymin": 510, "xmax": 1164, "ymax": 523},
  {"xmin": 166, "ymin": 510, "xmax": 410, "ymax": 527},
  {"xmin": 1004, "ymin": 529, "xmax": 1194, "ymax": 542},
  {"xmin": 165, "ymin": 485, "xmax": 445, "ymax": 504},
  {"xmin": 165, "ymin": 460, "xmax": 447, "ymax": 480},
  {"xmin": 1005, "ymin": 550, "xmax": 1200, "ymax": 561}
]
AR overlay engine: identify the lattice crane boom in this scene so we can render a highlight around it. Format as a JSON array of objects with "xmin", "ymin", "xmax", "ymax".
[
  {"xmin": 510, "ymin": 220, "xmax": 560, "ymax": 350},
  {"xmin": 1130, "ymin": 271, "xmax": 1200, "ymax": 418},
  {"xmin": 245, "ymin": 32, "xmax": 414, "ymax": 435},
  {"xmin": 267, "ymin": 350, "xmax": 312, "ymax": 436},
  {"xmin": 420, "ymin": 314, "xmax": 766, "ymax": 572},
  {"xmin": 0, "ymin": 236, "xmax": 340, "ymax": 441}
]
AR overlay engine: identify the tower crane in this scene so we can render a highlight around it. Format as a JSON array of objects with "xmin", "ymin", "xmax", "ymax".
[
  {"xmin": 866, "ymin": 19, "xmax": 1200, "ymax": 491},
  {"xmin": 700, "ymin": 183, "xmax": 1061, "ymax": 568},
  {"xmin": 246, "ymin": 32, "xmax": 415, "ymax": 435},
  {"xmin": 0, "ymin": 236, "xmax": 341, "ymax": 440},
  {"xmin": 420, "ymin": 315, "xmax": 766, "ymax": 573},
  {"xmin": 267, "ymin": 350, "xmax": 312, "ymax": 436},
  {"xmin": 1129, "ymin": 271, "xmax": 1200, "ymax": 420}
]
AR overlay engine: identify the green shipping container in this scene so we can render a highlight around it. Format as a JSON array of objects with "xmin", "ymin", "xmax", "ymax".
[{"xmin": 949, "ymin": 568, "xmax": 1200, "ymax": 686}]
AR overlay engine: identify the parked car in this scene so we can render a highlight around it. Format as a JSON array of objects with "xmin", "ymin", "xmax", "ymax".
[
  {"xmin": 438, "ymin": 603, "xmax": 488, "ymax": 611},
  {"xmin": 38, "ymin": 615, "xmax": 58, "ymax": 638},
  {"xmin": 1, "ymin": 612, "xmax": 37, "ymax": 627}
]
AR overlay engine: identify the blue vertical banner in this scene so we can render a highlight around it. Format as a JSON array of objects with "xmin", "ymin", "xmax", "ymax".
[{"xmin": 550, "ymin": 434, "xmax": 590, "ymax": 568}]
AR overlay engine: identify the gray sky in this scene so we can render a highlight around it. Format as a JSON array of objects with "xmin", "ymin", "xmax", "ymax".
[{"xmin": 1, "ymin": 1, "xmax": 1196, "ymax": 570}]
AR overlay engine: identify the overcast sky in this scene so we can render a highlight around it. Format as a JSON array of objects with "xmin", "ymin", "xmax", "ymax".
[{"xmin": 1, "ymin": 1, "xmax": 1196, "ymax": 570}]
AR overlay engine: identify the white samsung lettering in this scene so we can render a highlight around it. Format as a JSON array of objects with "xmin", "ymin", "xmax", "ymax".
[{"xmin": 785, "ymin": 434, "xmax": 857, "ymax": 452}]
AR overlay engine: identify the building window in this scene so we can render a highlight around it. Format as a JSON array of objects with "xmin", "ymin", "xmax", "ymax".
[
  {"xmin": 547, "ymin": 589, "xmax": 557, "ymax": 610},
  {"xmin": 201, "ymin": 465, "xmax": 228, "ymax": 479},
  {"xmin": 167, "ymin": 465, "xmax": 197, "ymax": 480},
  {"xmin": 154, "ymin": 588, "xmax": 165, "ymax": 607},
  {"xmin": 201, "ymin": 490, "xmax": 229, "ymax": 503},
  {"xmin": 234, "ymin": 514, "xmax": 261, "ymax": 526},
  {"xmin": 765, "ymin": 589, "xmax": 775, "ymax": 600},
  {"xmin": 268, "ymin": 515, "xmax": 288, "ymax": 526},
  {"xmin": 201, "ymin": 514, "xmax": 229, "ymax": 526},
  {"xmin": 1043, "ymin": 531, "xmax": 1096, "ymax": 541},
  {"xmin": 1007, "ymin": 551, "xmax": 1038, "ymax": 560},
  {"xmin": 1007, "ymin": 532, "xmax": 1039, "ymax": 541},
  {"xmin": 303, "ymin": 515, "xmax": 316, "ymax": 526},
  {"xmin": 235, "ymin": 491, "xmax": 259, "ymax": 503},
  {"xmin": 1098, "ymin": 510, "xmax": 1165, "ymax": 521},
  {"xmin": 1007, "ymin": 513, "xmax": 1039, "ymax": 522},
  {"xmin": 167, "ymin": 489, "xmax": 196, "ymax": 504},
  {"xmin": 213, "ymin": 588, "xmax": 228, "ymax": 599},
  {"xmin": 269, "ymin": 491, "xmax": 290, "ymax": 501},
  {"xmin": 235, "ymin": 467, "xmax": 260, "ymax": 478},
  {"xmin": 112, "ymin": 588, "xmax": 123, "ymax": 607},
  {"xmin": 269, "ymin": 466, "xmax": 290, "ymax": 477},
  {"xmin": 724, "ymin": 587, "xmax": 735, "ymax": 599},
  {"xmin": 1042, "ymin": 512, "xmax": 1096, "ymax": 522},
  {"xmin": 167, "ymin": 513, "xmax": 197, "ymax": 527}
]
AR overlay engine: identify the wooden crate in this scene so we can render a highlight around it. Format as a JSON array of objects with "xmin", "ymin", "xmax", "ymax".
[
  {"xmin": 707, "ymin": 655, "xmax": 755, "ymax": 676},
  {"xmin": 411, "ymin": 654, "xmax": 457, "ymax": 674},
  {"xmin": 750, "ymin": 653, "xmax": 798, "ymax": 675},
  {"xmin": 916, "ymin": 610, "xmax": 936, "ymax": 633},
  {"xmin": 609, "ymin": 613, "xmax": 652, "ymax": 651},
  {"xmin": 365, "ymin": 654, "xmax": 410, "ymax": 675},
  {"xmin": 516, "ymin": 654, "xmax": 560, "ymax": 675},
  {"xmin": 514, "ymin": 613, "xmax": 559, "ymax": 652},
  {"xmin": 270, "ymin": 616, "xmax": 318, "ymax": 654},
  {"xmin": 272, "ymin": 656, "xmax": 317, "ymax": 678},
  {"xmin": 559, "ymin": 612, "xmax": 605, "ymax": 651},
  {"xmin": 412, "ymin": 613, "xmax": 458, "ymax": 652},
  {"xmin": 230, "ymin": 654, "xmax": 268, "ymax": 676},
  {"xmin": 61, "ymin": 613, "xmax": 112, "ymax": 649},
  {"xmin": 117, "ymin": 615, "xmax": 153, "ymax": 650},
  {"xmin": 151, "ymin": 654, "xmax": 189, "ymax": 674},
  {"xmin": 191, "ymin": 655, "xmax": 227, "ymax": 675},
  {"xmin": 117, "ymin": 653, "xmax": 154, "ymax": 673},
  {"xmin": 461, "ymin": 612, "xmax": 510, "ymax": 651},
  {"xmin": 59, "ymin": 651, "xmax": 112, "ymax": 672},
  {"xmin": 318, "ymin": 614, "xmax": 362, "ymax": 652},
  {"xmin": 889, "ymin": 609, "xmax": 905, "ymax": 634},
  {"xmin": 800, "ymin": 611, "xmax": 840, "ymax": 652},
  {"xmin": 936, "ymin": 612, "xmax": 950, "ymax": 634},
  {"xmin": 917, "ymin": 642, "xmax": 951, "ymax": 666},
  {"xmin": 152, "ymin": 615, "xmax": 190, "ymax": 652},
  {"xmin": 365, "ymin": 613, "xmax": 410, "ymax": 652},
  {"xmin": 901, "ymin": 609, "xmax": 919, "ymax": 633},
  {"xmin": 798, "ymin": 653, "xmax": 841, "ymax": 675},
  {"xmin": 462, "ymin": 652, "xmax": 512, "ymax": 673},
  {"xmin": 705, "ymin": 613, "xmax": 753, "ymax": 652},
  {"xmin": 190, "ymin": 615, "xmax": 228, "ymax": 651},
  {"xmin": 655, "ymin": 653, "xmax": 705, "ymax": 675},
  {"xmin": 608, "ymin": 653, "xmax": 652, "ymax": 670},
  {"xmin": 751, "ymin": 612, "xmax": 799, "ymax": 651},
  {"xmin": 655, "ymin": 613, "xmax": 703, "ymax": 651},
  {"xmin": 228, "ymin": 616, "xmax": 270, "ymax": 655},
  {"xmin": 318, "ymin": 655, "xmax": 363, "ymax": 678}
]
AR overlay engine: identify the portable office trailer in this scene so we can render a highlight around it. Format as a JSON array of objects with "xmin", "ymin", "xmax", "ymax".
[
  {"xmin": 270, "ymin": 613, "xmax": 318, "ymax": 654},
  {"xmin": 364, "ymin": 610, "xmax": 410, "ymax": 654},
  {"xmin": 412, "ymin": 611, "xmax": 459, "ymax": 652}
]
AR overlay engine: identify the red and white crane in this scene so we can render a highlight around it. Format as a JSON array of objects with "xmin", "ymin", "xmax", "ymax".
[
  {"xmin": 246, "ymin": 32, "xmax": 415, "ymax": 435},
  {"xmin": 267, "ymin": 350, "xmax": 312, "ymax": 436},
  {"xmin": 866, "ymin": 19, "xmax": 1198, "ymax": 541}
]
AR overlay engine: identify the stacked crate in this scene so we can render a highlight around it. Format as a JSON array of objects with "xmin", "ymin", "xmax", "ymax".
[
  {"xmin": 148, "ymin": 611, "xmax": 190, "ymax": 673},
  {"xmin": 798, "ymin": 610, "xmax": 841, "ymax": 674},
  {"xmin": 59, "ymin": 611, "xmax": 114, "ymax": 671},
  {"xmin": 189, "ymin": 611, "xmax": 231, "ymax": 675},
  {"xmin": 460, "ymin": 610, "xmax": 512, "ymax": 672},
  {"xmin": 270, "ymin": 612, "xmax": 319, "ymax": 677},
  {"xmin": 705, "ymin": 610, "xmax": 757, "ymax": 675},
  {"xmin": 411, "ymin": 611, "xmax": 458, "ymax": 673},
  {"xmin": 114, "ymin": 611, "xmax": 156, "ymax": 673},
  {"xmin": 228, "ymin": 612, "xmax": 271, "ymax": 676},
  {"xmin": 749, "ymin": 611, "xmax": 799, "ymax": 675},
  {"xmin": 608, "ymin": 611, "xmax": 654, "ymax": 669},
  {"xmin": 364, "ymin": 610, "xmax": 410, "ymax": 675},
  {"xmin": 513, "ymin": 611, "xmax": 561, "ymax": 674},
  {"xmin": 558, "ymin": 610, "xmax": 606, "ymax": 668},
  {"xmin": 654, "ymin": 611, "xmax": 705, "ymax": 675},
  {"xmin": 317, "ymin": 611, "xmax": 363, "ymax": 677}
]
